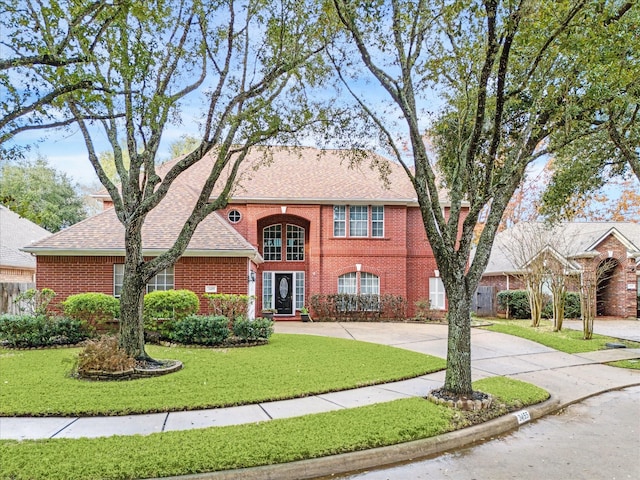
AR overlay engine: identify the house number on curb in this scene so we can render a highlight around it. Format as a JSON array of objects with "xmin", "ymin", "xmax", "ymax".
[{"xmin": 512, "ymin": 410, "xmax": 531, "ymax": 425}]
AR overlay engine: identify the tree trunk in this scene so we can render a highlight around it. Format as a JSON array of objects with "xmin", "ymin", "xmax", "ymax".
[
  {"xmin": 443, "ymin": 288, "xmax": 473, "ymax": 396},
  {"xmin": 552, "ymin": 286, "xmax": 566, "ymax": 332},
  {"xmin": 117, "ymin": 221, "xmax": 150, "ymax": 360}
]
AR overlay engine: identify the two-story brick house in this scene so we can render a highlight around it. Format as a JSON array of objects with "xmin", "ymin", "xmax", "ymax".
[{"xmin": 24, "ymin": 147, "xmax": 449, "ymax": 319}]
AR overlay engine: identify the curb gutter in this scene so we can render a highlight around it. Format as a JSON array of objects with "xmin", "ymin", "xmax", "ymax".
[{"xmin": 156, "ymin": 396, "xmax": 562, "ymax": 480}]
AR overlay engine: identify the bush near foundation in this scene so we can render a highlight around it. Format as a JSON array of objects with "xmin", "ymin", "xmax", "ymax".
[
  {"xmin": 62, "ymin": 293, "xmax": 120, "ymax": 328},
  {"xmin": 309, "ymin": 293, "xmax": 407, "ymax": 321},
  {"xmin": 0, "ymin": 314, "xmax": 91, "ymax": 348}
]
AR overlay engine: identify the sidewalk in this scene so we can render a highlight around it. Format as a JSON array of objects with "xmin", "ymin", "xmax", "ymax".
[{"xmin": 1, "ymin": 322, "xmax": 639, "ymax": 478}]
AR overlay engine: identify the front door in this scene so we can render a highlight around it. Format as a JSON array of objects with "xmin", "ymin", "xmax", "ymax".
[{"xmin": 275, "ymin": 273, "xmax": 293, "ymax": 314}]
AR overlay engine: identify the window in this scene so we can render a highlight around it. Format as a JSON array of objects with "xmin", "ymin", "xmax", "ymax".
[
  {"xmin": 333, "ymin": 205, "xmax": 346, "ymax": 237},
  {"xmin": 114, "ymin": 264, "xmax": 124, "ymax": 297},
  {"xmin": 429, "ymin": 277, "xmax": 446, "ymax": 310},
  {"xmin": 333, "ymin": 205, "xmax": 384, "ymax": 238},
  {"xmin": 286, "ymin": 224, "xmax": 305, "ymax": 261},
  {"xmin": 338, "ymin": 272, "xmax": 380, "ymax": 311},
  {"xmin": 146, "ymin": 267, "xmax": 174, "ymax": 292},
  {"xmin": 349, "ymin": 205, "xmax": 368, "ymax": 237},
  {"xmin": 262, "ymin": 271, "xmax": 305, "ymax": 312},
  {"xmin": 227, "ymin": 209, "xmax": 241, "ymax": 223},
  {"xmin": 360, "ymin": 272, "xmax": 380, "ymax": 295},
  {"xmin": 338, "ymin": 272, "xmax": 357, "ymax": 294},
  {"xmin": 113, "ymin": 265, "xmax": 174, "ymax": 297},
  {"xmin": 372, "ymin": 206, "xmax": 384, "ymax": 237},
  {"xmin": 263, "ymin": 224, "xmax": 305, "ymax": 262},
  {"xmin": 263, "ymin": 224, "xmax": 282, "ymax": 261}
]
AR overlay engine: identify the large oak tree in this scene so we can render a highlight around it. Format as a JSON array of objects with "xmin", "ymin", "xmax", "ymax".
[
  {"xmin": 13, "ymin": 0, "xmax": 334, "ymax": 359},
  {"xmin": 330, "ymin": 0, "xmax": 637, "ymax": 395}
]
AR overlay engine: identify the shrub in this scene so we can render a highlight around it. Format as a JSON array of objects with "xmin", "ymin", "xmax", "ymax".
[
  {"xmin": 76, "ymin": 336, "xmax": 136, "ymax": 374},
  {"xmin": 0, "ymin": 314, "xmax": 91, "ymax": 348},
  {"xmin": 497, "ymin": 290, "xmax": 531, "ymax": 319},
  {"xmin": 541, "ymin": 292, "xmax": 581, "ymax": 319},
  {"xmin": 232, "ymin": 316, "xmax": 274, "ymax": 341},
  {"xmin": 144, "ymin": 289, "xmax": 200, "ymax": 322},
  {"xmin": 13, "ymin": 288, "xmax": 56, "ymax": 316},
  {"xmin": 168, "ymin": 315, "xmax": 230, "ymax": 346},
  {"xmin": 62, "ymin": 293, "xmax": 120, "ymax": 327},
  {"xmin": 204, "ymin": 294, "xmax": 252, "ymax": 319},
  {"xmin": 309, "ymin": 293, "xmax": 407, "ymax": 321}
]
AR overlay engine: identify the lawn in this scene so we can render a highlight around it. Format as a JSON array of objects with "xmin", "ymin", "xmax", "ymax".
[
  {"xmin": 482, "ymin": 319, "xmax": 640, "ymax": 354},
  {"xmin": 0, "ymin": 377, "xmax": 548, "ymax": 480},
  {"xmin": 0, "ymin": 333, "xmax": 446, "ymax": 416}
]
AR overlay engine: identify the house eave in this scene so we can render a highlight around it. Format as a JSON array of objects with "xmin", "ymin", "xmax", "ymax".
[{"xmin": 21, "ymin": 247, "xmax": 263, "ymax": 263}]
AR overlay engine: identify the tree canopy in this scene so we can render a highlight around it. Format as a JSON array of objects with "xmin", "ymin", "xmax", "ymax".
[
  {"xmin": 330, "ymin": 0, "xmax": 638, "ymax": 395},
  {"xmin": 10, "ymin": 0, "xmax": 336, "ymax": 358},
  {"xmin": 0, "ymin": 157, "xmax": 86, "ymax": 232}
]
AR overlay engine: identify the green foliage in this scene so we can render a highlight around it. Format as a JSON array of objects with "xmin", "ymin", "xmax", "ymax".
[
  {"xmin": 76, "ymin": 336, "xmax": 136, "ymax": 374},
  {"xmin": 497, "ymin": 290, "xmax": 531, "ymax": 319},
  {"xmin": 13, "ymin": 288, "xmax": 56, "ymax": 316},
  {"xmin": 310, "ymin": 294, "xmax": 407, "ymax": 321},
  {"xmin": 0, "ymin": 158, "xmax": 86, "ymax": 231},
  {"xmin": 62, "ymin": 293, "xmax": 119, "ymax": 327},
  {"xmin": 541, "ymin": 292, "xmax": 581, "ymax": 320},
  {"xmin": 144, "ymin": 290, "xmax": 199, "ymax": 321},
  {"xmin": 168, "ymin": 315, "xmax": 230, "ymax": 346},
  {"xmin": 0, "ymin": 314, "xmax": 91, "ymax": 348},
  {"xmin": 232, "ymin": 317, "xmax": 274, "ymax": 342},
  {"xmin": 204, "ymin": 293, "xmax": 251, "ymax": 320}
]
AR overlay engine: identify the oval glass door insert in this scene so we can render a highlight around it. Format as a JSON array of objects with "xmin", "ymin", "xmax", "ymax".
[{"xmin": 279, "ymin": 277, "xmax": 289, "ymax": 299}]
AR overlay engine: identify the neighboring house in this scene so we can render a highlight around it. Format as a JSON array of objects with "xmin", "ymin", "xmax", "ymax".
[
  {"xmin": 23, "ymin": 146, "xmax": 452, "ymax": 320},
  {"xmin": 480, "ymin": 222, "xmax": 640, "ymax": 319},
  {"xmin": 0, "ymin": 205, "xmax": 51, "ymax": 283}
]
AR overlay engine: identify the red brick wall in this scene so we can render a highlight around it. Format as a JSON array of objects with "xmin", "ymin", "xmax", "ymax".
[
  {"xmin": 36, "ymin": 255, "xmax": 249, "ymax": 315},
  {"xmin": 225, "ymin": 203, "xmax": 442, "ymax": 317}
]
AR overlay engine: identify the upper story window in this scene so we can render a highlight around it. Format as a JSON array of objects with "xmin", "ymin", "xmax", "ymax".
[
  {"xmin": 263, "ymin": 223, "xmax": 305, "ymax": 262},
  {"xmin": 114, "ymin": 265, "xmax": 174, "ymax": 297},
  {"xmin": 227, "ymin": 209, "xmax": 242, "ymax": 223},
  {"xmin": 286, "ymin": 224, "xmax": 305, "ymax": 261},
  {"xmin": 263, "ymin": 224, "xmax": 282, "ymax": 261},
  {"xmin": 333, "ymin": 205, "xmax": 384, "ymax": 238}
]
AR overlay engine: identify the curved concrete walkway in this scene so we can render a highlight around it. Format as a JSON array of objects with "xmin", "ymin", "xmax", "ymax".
[{"xmin": 1, "ymin": 322, "xmax": 639, "ymax": 478}]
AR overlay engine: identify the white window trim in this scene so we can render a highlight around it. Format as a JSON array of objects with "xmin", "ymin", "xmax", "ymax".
[{"xmin": 333, "ymin": 205, "xmax": 385, "ymax": 239}]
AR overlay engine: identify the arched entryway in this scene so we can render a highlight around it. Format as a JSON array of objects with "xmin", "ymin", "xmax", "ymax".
[{"xmin": 596, "ymin": 258, "xmax": 620, "ymax": 317}]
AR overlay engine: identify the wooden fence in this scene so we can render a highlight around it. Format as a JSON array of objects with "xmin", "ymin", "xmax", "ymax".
[{"xmin": 0, "ymin": 282, "xmax": 35, "ymax": 315}]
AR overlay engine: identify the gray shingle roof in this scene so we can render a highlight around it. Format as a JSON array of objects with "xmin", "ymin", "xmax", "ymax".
[
  {"xmin": 0, "ymin": 206, "xmax": 51, "ymax": 268},
  {"xmin": 28, "ymin": 146, "xmax": 435, "ymax": 256},
  {"xmin": 483, "ymin": 221, "xmax": 640, "ymax": 275}
]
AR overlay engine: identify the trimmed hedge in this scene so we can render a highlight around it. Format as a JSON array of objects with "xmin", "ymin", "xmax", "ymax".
[
  {"xmin": 309, "ymin": 293, "xmax": 407, "ymax": 321},
  {"xmin": 499, "ymin": 290, "xmax": 581, "ymax": 320},
  {"xmin": 144, "ymin": 289, "xmax": 200, "ymax": 321},
  {"xmin": 232, "ymin": 316, "xmax": 274, "ymax": 341},
  {"xmin": 0, "ymin": 314, "xmax": 92, "ymax": 348},
  {"xmin": 62, "ymin": 293, "xmax": 120, "ymax": 327},
  {"xmin": 168, "ymin": 315, "xmax": 230, "ymax": 346}
]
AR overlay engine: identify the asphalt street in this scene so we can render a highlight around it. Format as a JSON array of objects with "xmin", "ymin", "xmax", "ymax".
[{"xmin": 334, "ymin": 385, "xmax": 640, "ymax": 480}]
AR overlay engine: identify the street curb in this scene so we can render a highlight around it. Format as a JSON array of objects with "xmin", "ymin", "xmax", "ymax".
[{"xmin": 157, "ymin": 395, "xmax": 563, "ymax": 480}]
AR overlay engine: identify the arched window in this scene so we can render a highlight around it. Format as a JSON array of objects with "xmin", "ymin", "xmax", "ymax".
[
  {"xmin": 286, "ymin": 224, "xmax": 305, "ymax": 261},
  {"xmin": 338, "ymin": 272, "xmax": 380, "ymax": 311},
  {"xmin": 263, "ymin": 224, "xmax": 282, "ymax": 261},
  {"xmin": 263, "ymin": 223, "xmax": 305, "ymax": 262}
]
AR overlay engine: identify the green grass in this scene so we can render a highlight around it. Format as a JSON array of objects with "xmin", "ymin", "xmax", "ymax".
[
  {"xmin": 482, "ymin": 319, "xmax": 640, "ymax": 354},
  {"xmin": 607, "ymin": 359, "xmax": 640, "ymax": 370},
  {"xmin": 0, "ymin": 377, "xmax": 548, "ymax": 480},
  {"xmin": 0, "ymin": 333, "xmax": 446, "ymax": 416}
]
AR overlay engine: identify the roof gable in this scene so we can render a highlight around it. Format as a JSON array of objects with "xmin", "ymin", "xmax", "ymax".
[
  {"xmin": 0, "ymin": 206, "xmax": 51, "ymax": 268},
  {"xmin": 585, "ymin": 227, "xmax": 640, "ymax": 253}
]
